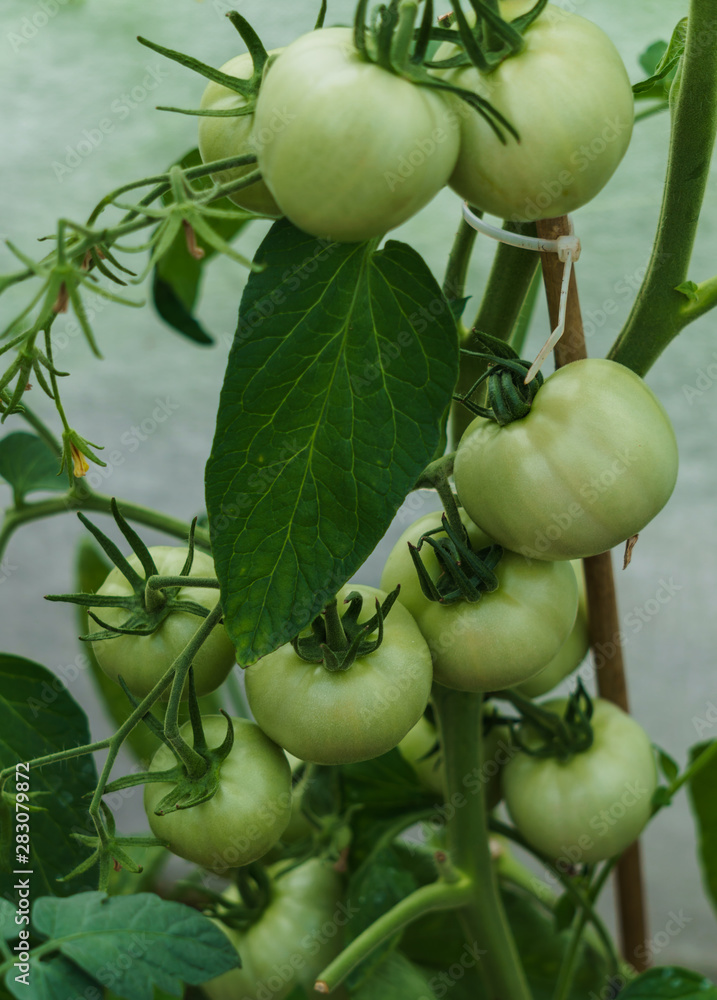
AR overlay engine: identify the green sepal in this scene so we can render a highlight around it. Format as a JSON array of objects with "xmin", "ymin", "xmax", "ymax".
[
  {"xmin": 454, "ymin": 332, "xmax": 544, "ymax": 425},
  {"xmin": 408, "ymin": 514, "xmax": 503, "ymax": 604},
  {"xmin": 45, "ymin": 501, "xmax": 211, "ymax": 643},
  {"xmin": 291, "ymin": 588, "xmax": 401, "ymax": 672}
]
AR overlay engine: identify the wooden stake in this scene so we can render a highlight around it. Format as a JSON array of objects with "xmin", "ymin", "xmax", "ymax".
[{"xmin": 536, "ymin": 216, "xmax": 649, "ymax": 973}]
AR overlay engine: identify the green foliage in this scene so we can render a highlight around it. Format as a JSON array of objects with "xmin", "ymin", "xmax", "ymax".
[
  {"xmin": 620, "ymin": 967, "xmax": 717, "ymax": 999},
  {"xmin": 151, "ymin": 149, "xmax": 253, "ymax": 345},
  {"xmin": 688, "ymin": 741, "xmax": 717, "ymax": 914},
  {"xmin": 0, "ymin": 434, "xmax": 63, "ymax": 501},
  {"xmin": 1, "ymin": 892, "xmax": 240, "ymax": 1000},
  {"xmin": 206, "ymin": 218, "xmax": 459, "ymax": 664},
  {"xmin": 0, "ymin": 654, "xmax": 97, "ymax": 899}
]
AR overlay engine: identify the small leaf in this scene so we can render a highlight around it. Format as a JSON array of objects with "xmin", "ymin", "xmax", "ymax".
[
  {"xmin": 688, "ymin": 741, "xmax": 717, "ymax": 914},
  {"xmin": 633, "ymin": 19, "xmax": 687, "ymax": 97},
  {"xmin": 0, "ymin": 433, "xmax": 63, "ymax": 500},
  {"xmin": 28, "ymin": 892, "xmax": 240, "ymax": 1000},
  {"xmin": 676, "ymin": 281, "xmax": 700, "ymax": 302},
  {"xmin": 151, "ymin": 148, "xmax": 252, "ymax": 345},
  {"xmin": 342, "ymin": 749, "xmax": 432, "ymax": 812},
  {"xmin": 620, "ymin": 967, "xmax": 717, "ymax": 999},
  {"xmin": 206, "ymin": 219, "xmax": 459, "ymax": 664},
  {"xmin": 346, "ymin": 847, "xmax": 420, "ymax": 989},
  {"xmin": 653, "ymin": 786, "xmax": 673, "ymax": 809},
  {"xmin": 0, "ymin": 900, "xmax": 16, "ymax": 940},
  {"xmin": 639, "ymin": 40, "xmax": 668, "ymax": 76},
  {"xmin": 0, "ymin": 654, "xmax": 98, "ymax": 899},
  {"xmin": 352, "ymin": 952, "xmax": 438, "ymax": 1000},
  {"xmin": 553, "ymin": 891, "xmax": 576, "ymax": 932},
  {"xmin": 657, "ymin": 746, "xmax": 680, "ymax": 783}
]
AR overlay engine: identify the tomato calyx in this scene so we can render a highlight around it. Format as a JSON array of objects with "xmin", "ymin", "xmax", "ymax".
[
  {"xmin": 454, "ymin": 332, "xmax": 544, "ymax": 426},
  {"xmin": 139, "ymin": 12, "xmax": 269, "ymax": 119},
  {"xmin": 409, "ymin": 513, "xmax": 503, "ymax": 604},
  {"xmin": 108, "ymin": 702, "xmax": 237, "ymax": 815},
  {"xmin": 46, "ymin": 499, "xmax": 219, "ymax": 643},
  {"xmin": 291, "ymin": 587, "xmax": 401, "ymax": 672},
  {"xmin": 351, "ymin": 0, "xmax": 519, "ymax": 143},
  {"xmin": 500, "ymin": 683, "xmax": 595, "ymax": 761},
  {"xmin": 428, "ymin": 0, "xmax": 549, "ymax": 73}
]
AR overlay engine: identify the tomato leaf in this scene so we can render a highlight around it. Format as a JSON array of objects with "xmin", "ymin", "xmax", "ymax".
[
  {"xmin": 206, "ymin": 218, "xmax": 459, "ymax": 664},
  {"xmin": 620, "ymin": 968, "xmax": 717, "ymax": 999},
  {"xmin": 352, "ymin": 951, "xmax": 438, "ymax": 999},
  {"xmin": 0, "ymin": 432, "xmax": 63, "ymax": 501},
  {"xmin": 151, "ymin": 148, "xmax": 253, "ymax": 345},
  {"xmin": 0, "ymin": 900, "xmax": 16, "ymax": 940},
  {"xmin": 342, "ymin": 748, "xmax": 434, "ymax": 813},
  {"xmin": 346, "ymin": 845, "xmax": 420, "ymax": 989},
  {"xmin": 676, "ymin": 280, "xmax": 700, "ymax": 302},
  {"xmin": 2, "ymin": 891, "xmax": 240, "ymax": 1000},
  {"xmin": 656, "ymin": 746, "xmax": 680, "ymax": 784},
  {"xmin": 0, "ymin": 654, "xmax": 98, "ymax": 900},
  {"xmin": 687, "ymin": 740, "xmax": 717, "ymax": 913}
]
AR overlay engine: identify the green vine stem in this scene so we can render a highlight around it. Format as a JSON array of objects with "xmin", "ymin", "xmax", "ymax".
[
  {"xmin": 314, "ymin": 877, "xmax": 473, "ymax": 993},
  {"xmin": 552, "ymin": 864, "xmax": 614, "ymax": 1000},
  {"xmin": 492, "ymin": 820, "xmax": 620, "ymax": 978},
  {"xmin": 442, "ymin": 214, "xmax": 478, "ymax": 315},
  {"xmin": 0, "ymin": 487, "xmax": 211, "ymax": 567},
  {"xmin": 432, "ymin": 685, "xmax": 533, "ymax": 1000},
  {"xmin": 608, "ymin": 0, "xmax": 717, "ymax": 373},
  {"xmin": 452, "ymin": 223, "xmax": 540, "ymax": 445}
]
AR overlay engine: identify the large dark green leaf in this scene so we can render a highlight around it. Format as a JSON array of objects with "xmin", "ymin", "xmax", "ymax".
[
  {"xmin": 0, "ymin": 654, "xmax": 98, "ymax": 899},
  {"xmin": 151, "ymin": 148, "xmax": 253, "ymax": 345},
  {"xmin": 206, "ymin": 219, "xmax": 458, "ymax": 663},
  {"xmin": 621, "ymin": 968, "xmax": 717, "ymax": 999},
  {"xmin": 2, "ymin": 892, "xmax": 240, "ymax": 1000},
  {"xmin": 0, "ymin": 433, "xmax": 63, "ymax": 500},
  {"xmin": 688, "ymin": 740, "xmax": 717, "ymax": 913}
]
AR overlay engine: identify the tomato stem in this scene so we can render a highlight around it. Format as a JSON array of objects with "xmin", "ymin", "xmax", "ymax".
[
  {"xmin": 452, "ymin": 222, "xmax": 539, "ymax": 444},
  {"xmin": 314, "ymin": 876, "xmax": 473, "ymax": 991},
  {"xmin": 608, "ymin": 0, "xmax": 717, "ymax": 374},
  {"xmin": 432, "ymin": 685, "xmax": 533, "ymax": 1000}
]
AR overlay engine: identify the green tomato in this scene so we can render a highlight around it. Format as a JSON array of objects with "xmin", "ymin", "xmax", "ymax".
[
  {"xmin": 437, "ymin": 0, "xmax": 634, "ymax": 220},
  {"xmin": 503, "ymin": 698, "xmax": 657, "ymax": 864},
  {"xmin": 90, "ymin": 547, "xmax": 236, "ymax": 699},
  {"xmin": 454, "ymin": 359, "xmax": 679, "ymax": 561},
  {"xmin": 254, "ymin": 27, "xmax": 460, "ymax": 242},
  {"xmin": 380, "ymin": 510, "xmax": 578, "ymax": 691},
  {"xmin": 515, "ymin": 560, "xmax": 589, "ymax": 698},
  {"xmin": 144, "ymin": 716, "xmax": 291, "ymax": 870},
  {"xmin": 244, "ymin": 584, "xmax": 433, "ymax": 765},
  {"xmin": 203, "ymin": 858, "xmax": 342, "ymax": 1000},
  {"xmin": 198, "ymin": 52, "xmax": 282, "ymax": 216}
]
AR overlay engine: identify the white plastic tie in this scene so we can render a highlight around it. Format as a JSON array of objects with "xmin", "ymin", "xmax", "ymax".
[{"xmin": 461, "ymin": 204, "xmax": 581, "ymax": 384}]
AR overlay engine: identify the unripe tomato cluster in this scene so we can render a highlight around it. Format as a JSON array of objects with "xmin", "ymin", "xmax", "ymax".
[{"xmin": 198, "ymin": 3, "xmax": 635, "ymax": 240}]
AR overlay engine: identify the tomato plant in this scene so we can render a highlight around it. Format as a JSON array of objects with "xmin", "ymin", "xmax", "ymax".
[
  {"xmin": 380, "ymin": 509, "xmax": 578, "ymax": 690},
  {"xmin": 89, "ymin": 545, "xmax": 236, "ymax": 699},
  {"xmin": 203, "ymin": 858, "xmax": 343, "ymax": 1000},
  {"xmin": 454, "ymin": 359, "xmax": 679, "ymax": 560},
  {"xmin": 2, "ymin": 2, "xmax": 717, "ymax": 999},
  {"xmin": 144, "ymin": 715, "xmax": 292, "ymax": 870},
  {"xmin": 198, "ymin": 53, "xmax": 282, "ymax": 217},
  {"xmin": 244, "ymin": 584, "xmax": 433, "ymax": 764},
  {"xmin": 503, "ymin": 698, "xmax": 658, "ymax": 864},
  {"xmin": 254, "ymin": 27, "xmax": 461, "ymax": 242},
  {"xmin": 436, "ymin": 0, "xmax": 635, "ymax": 220}
]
